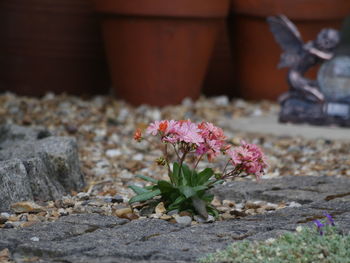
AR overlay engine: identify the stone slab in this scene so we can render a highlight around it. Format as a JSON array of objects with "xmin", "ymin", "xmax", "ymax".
[{"xmin": 221, "ymin": 114, "xmax": 350, "ymax": 140}]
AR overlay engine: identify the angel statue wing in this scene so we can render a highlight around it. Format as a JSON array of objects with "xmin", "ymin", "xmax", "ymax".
[{"xmin": 267, "ymin": 15, "xmax": 304, "ymax": 68}]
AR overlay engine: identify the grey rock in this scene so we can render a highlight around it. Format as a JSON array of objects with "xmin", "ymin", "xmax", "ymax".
[
  {"xmin": 1, "ymin": 176, "xmax": 349, "ymax": 263},
  {"xmin": 211, "ymin": 175, "xmax": 350, "ymax": 204},
  {"xmin": 0, "ymin": 124, "xmax": 85, "ymax": 211},
  {"xmin": 175, "ymin": 215, "xmax": 192, "ymax": 226},
  {"xmin": 0, "ymin": 159, "xmax": 33, "ymax": 211}
]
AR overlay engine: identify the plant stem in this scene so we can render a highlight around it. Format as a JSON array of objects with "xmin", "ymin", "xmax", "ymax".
[{"xmin": 193, "ymin": 154, "xmax": 204, "ymax": 170}]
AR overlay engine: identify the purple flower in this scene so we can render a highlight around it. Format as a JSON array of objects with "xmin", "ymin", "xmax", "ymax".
[
  {"xmin": 324, "ymin": 212, "xmax": 335, "ymax": 226},
  {"xmin": 314, "ymin": 220, "xmax": 325, "ymax": 235}
]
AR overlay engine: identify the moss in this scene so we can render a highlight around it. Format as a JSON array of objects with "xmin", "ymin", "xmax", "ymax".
[{"xmin": 199, "ymin": 225, "xmax": 350, "ymax": 263}]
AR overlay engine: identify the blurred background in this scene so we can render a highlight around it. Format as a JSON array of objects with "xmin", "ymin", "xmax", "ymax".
[{"xmin": 0, "ymin": 0, "xmax": 349, "ymax": 106}]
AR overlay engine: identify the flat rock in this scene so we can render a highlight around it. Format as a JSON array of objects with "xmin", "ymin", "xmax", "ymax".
[
  {"xmin": 0, "ymin": 176, "xmax": 349, "ymax": 262},
  {"xmin": 0, "ymin": 124, "xmax": 85, "ymax": 211}
]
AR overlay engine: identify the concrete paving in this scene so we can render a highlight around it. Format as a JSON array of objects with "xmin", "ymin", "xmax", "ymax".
[{"xmin": 224, "ymin": 114, "xmax": 350, "ymax": 140}]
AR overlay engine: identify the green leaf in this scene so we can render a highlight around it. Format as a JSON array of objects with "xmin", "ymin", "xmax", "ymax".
[
  {"xmin": 201, "ymin": 193, "xmax": 214, "ymax": 203},
  {"xmin": 157, "ymin": 180, "xmax": 175, "ymax": 194},
  {"xmin": 129, "ymin": 189, "xmax": 161, "ymax": 204},
  {"xmin": 128, "ymin": 185, "xmax": 149, "ymax": 195},
  {"xmin": 172, "ymin": 162, "xmax": 180, "ymax": 185},
  {"xmin": 136, "ymin": 174, "xmax": 158, "ymax": 184},
  {"xmin": 181, "ymin": 163, "xmax": 193, "ymax": 186},
  {"xmin": 172, "ymin": 195, "xmax": 187, "ymax": 206},
  {"xmin": 178, "ymin": 185, "xmax": 196, "ymax": 198},
  {"xmin": 197, "ymin": 168, "xmax": 214, "ymax": 185}
]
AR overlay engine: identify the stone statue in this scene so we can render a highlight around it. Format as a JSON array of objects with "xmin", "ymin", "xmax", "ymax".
[{"xmin": 267, "ymin": 15, "xmax": 350, "ymax": 126}]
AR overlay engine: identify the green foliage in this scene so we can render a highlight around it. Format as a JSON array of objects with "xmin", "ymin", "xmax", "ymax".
[
  {"xmin": 199, "ymin": 225, "xmax": 350, "ymax": 263},
  {"xmin": 129, "ymin": 162, "xmax": 222, "ymax": 217}
]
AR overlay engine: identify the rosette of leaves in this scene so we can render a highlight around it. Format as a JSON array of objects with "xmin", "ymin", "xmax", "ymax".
[{"xmin": 129, "ymin": 162, "xmax": 223, "ymax": 218}]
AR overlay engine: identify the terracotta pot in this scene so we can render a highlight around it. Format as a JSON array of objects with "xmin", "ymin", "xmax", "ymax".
[
  {"xmin": 229, "ymin": 0, "xmax": 350, "ymax": 101},
  {"xmin": 0, "ymin": 0, "xmax": 110, "ymax": 96},
  {"xmin": 202, "ymin": 21, "xmax": 235, "ymax": 98},
  {"xmin": 93, "ymin": 0, "xmax": 230, "ymax": 106}
]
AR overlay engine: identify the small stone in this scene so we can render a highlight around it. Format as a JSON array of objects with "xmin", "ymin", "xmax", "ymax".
[
  {"xmin": 244, "ymin": 201, "xmax": 260, "ymax": 209},
  {"xmin": 114, "ymin": 207, "xmax": 132, "ymax": 218},
  {"xmin": 264, "ymin": 205, "xmax": 277, "ymax": 211},
  {"xmin": 216, "ymin": 206, "xmax": 230, "ymax": 213},
  {"xmin": 149, "ymin": 213, "xmax": 160, "ymax": 219},
  {"xmin": 111, "ymin": 195, "xmax": 124, "ymax": 203},
  {"xmin": 0, "ymin": 212, "xmax": 10, "ymax": 219},
  {"xmin": 179, "ymin": 211, "xmax": 192, "ymax": 217},
  {"xmin": 221, "ymin": 213, "xmax": 235, "ymax": 220},
  {"xmin": 62, "ymin": 198, "xmax": 75, "ymax": 208},
  {"xmin": 77, "ymin": 192, "xmax": 90, "ymax": 200},
  {"xmin": 230, "ymin": 210, "xmax": 246, "ymax": 217},
  {"xmin": 160, "ymin": 215, "xmax": 172, "ymax": 220},
  {"xmin": 19, "ymin": 214, "xmax": 28, "ymax": 221},
  {"xmin": 206, "ymin": 215, "xmax": 215, "ymax": 223},
  {"xmin": 222, "ymin": 200, "xmax": 235, "ymax": 208},
  {"xmin": 11, "ymin": 201, "xmax": 45, "ymax": 213},
  {"xmin": 174, "ymin": 215, "xmax": 192, "ymax": 226},
  {"xmin": 21, "ymin": 221, "xmax": 38, "ymax": 228},
  {"xmin": 277, "ymin": 202, "xmax": 287, "ymax": 209},
  {"xmin": 289, "ymin": 201, "xmax": 302, "ymax": 208},
  {"xmin": 58, "ymin": 208, "xmax": 69, "ymax": 216},
  {"xmin": 155, "ymin": 202, "xmax": 166, "ymax": 215},
  {"xmin": 65, "ymin": 124, "xmax": 78, "ymax": 134},
  {"xmin": 245, "ymin": 209, "xmax": 256, "ymax": 215},
  {"xmin": 167, "ymin": 209, "xmax": 179, "ymax": 216},
  {"xmin": 121, "ymin": 213, "xmax": 139, "ymax": 220},
  {"xmin": 0, "ymin": 216, "xmax": 7, "ymax": 224},
  {"xmin": 0, "ymin": 248, "xmax": 10, "ymax": 261},
  {"xmin": 256, "ymin": 207, "xmax": 266, "ymax": 214},
  {"xmin": 193, "ymin": 215, "xmax": 215, "ymax": 223},
  {"xmin": 193, "ymin": 215, "xmax": 206, "ymax": 223},
  {"xmin": 211, "ymin": 197, "xmax": 222, "ymax": 207},
  {"xmin": 30, "ymin": 236, "xmax": 40, "ymax": 242},
  {"xmin": 106, "ymin": 149, "xmax": 122, "ymax": 158}
]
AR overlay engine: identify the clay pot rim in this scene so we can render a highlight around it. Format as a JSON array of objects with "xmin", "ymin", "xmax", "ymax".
[
  {"xmin": 93, "ymin": 0, "xmax": 230, "ymax": 18},
  {"xmin": 231, "ymin": 0, "xmax": 350, "ymax": 20}
]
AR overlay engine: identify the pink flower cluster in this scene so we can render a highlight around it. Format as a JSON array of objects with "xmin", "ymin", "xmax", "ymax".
[
  {"xmin": 227, "ymin": 142, "xmax": 268, "ymax": 179},
  {"xmin": 146, "ymin": 120, "xmax": 227, "ymax": 161},
  {"xmin": 134, "ymin": 119, "xmax": 267, "ymax": 179}
]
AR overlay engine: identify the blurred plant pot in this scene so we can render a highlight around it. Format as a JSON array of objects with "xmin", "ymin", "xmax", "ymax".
[
  {"xmin": 229, "ymin": 0, "xmax": 350, "ymax": 101},
  {"xmin": 202, "ymin": 21, "xmax": 236, "ymax": 98},
  {"xmin": 0, "ymin": 0, "xmax": 110, "ymax": 96},
  {"xmin": 93, "ymin": 0, "xmax": 230, "ymax": 106}
]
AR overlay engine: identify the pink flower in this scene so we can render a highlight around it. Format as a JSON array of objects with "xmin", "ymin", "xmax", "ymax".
[
  {"xmin": 176, "ymin": 120, "xmax": 204, "ymax": 146},
  {"xmin": 197, "ymin": 122, "xmax": 227, "ymax": 161},
  {"xmin": 227, "ymin": 142, "xmax": 267, "ymax": 179},
  {"xmin": 146, "ymin": 120, "xmax": 179, "ymax": 136}
]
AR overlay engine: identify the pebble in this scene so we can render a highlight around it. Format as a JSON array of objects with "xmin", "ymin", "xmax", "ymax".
[
  {"xmin": 0, "ymin": 248, "xmax": 11, "ymax": 261},
  {"xmin": 0, "ymin": 216, "xmax": 7, "ymax": 224},
  {"xmin": 106, "ymin": 149, "xmax": 122, "ymax": 158},
  {"xmin": 160, "ymin": 215, "xmax": 172, "ymax": 220},
  {"xmin": 10, "ymin": 202, "xmax": 45, "ymax": 213},
  {"xmin": 155, "ymin": 202, "xmax": 166, "ymax": 215},
  {"xmin": 30, "ymin": 237, "xmax": 40, "ymax": 242},
  {"xmin": 174, "ymin": 215, "xmax": 192, "ymax": 226},
  {"xmin": 114, "ymin": 207, "xmax": 132, "ymax": 218},
  {"xmin": 77, "ymin": 192, "xmax": 90, "ymax": 201},
  {"xmin": 2, "ymin": 93, "xmax": 345, "ymax": 227},
  {"xmin": 222, "ymin": 200, "xmax": 235, "ymax": 208}
]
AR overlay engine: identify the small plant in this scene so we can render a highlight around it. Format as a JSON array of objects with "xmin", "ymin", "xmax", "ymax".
[
  {"xmin": 130, "ymin": 120, "xmax": 267, "ymax": 218},
  {"xmin": 200, "ymin": 213, "xmax": 349, "ymax": 263}
]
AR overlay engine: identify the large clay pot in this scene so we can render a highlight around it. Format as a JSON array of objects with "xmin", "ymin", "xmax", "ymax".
[
  {"xmin": 229, "ymin": 0, "xmax": 350, "ymax": 101},
  {"xmin": 0, "ymin": 0, "xmax": 110, "ymax": 96},
  {"xmin": 93, "ymin": 0, "xmax": 230, "ymax": 106},
  {"xmin": 202, "ymin": 21, "xmax": 235, "ymax": 98}
]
